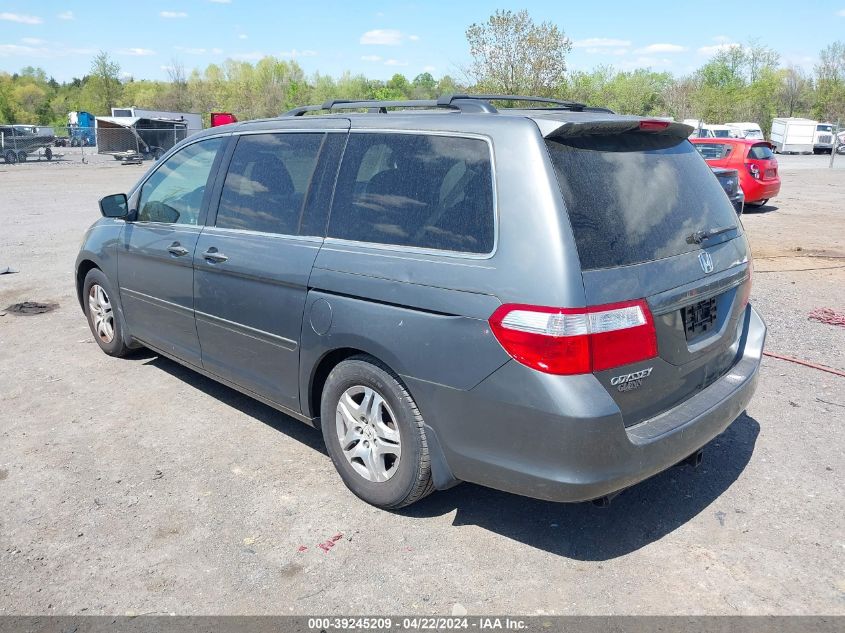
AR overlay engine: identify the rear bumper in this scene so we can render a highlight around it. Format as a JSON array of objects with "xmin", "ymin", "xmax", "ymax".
[
  {"xmin": 744, "ymin": 179, "xmax": 780, "ymax": 203},
  {"xmin": 410, "ymin": 306, "xmax": 766, "ymax": 503}
]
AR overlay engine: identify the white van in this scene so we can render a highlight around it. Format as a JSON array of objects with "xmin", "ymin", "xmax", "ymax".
[
  {"xmin": 770, "ymin": 117, "xmax": 816, "ymax": 154},
  {"xmin": 725, "ymin": 122, "xmax": 764, "ymax": 140}
]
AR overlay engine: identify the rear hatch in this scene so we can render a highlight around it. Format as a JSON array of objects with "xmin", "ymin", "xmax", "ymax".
[
  {"xmin": 745, "ymin": 142, "xmax": 778, "ymax": 181},
  {"xmin": 544, "ymin": 120, "xmax": 752, "ymax": 427}
]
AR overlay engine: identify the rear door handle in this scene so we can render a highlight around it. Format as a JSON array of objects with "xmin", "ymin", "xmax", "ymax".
[
  {"xmin": 168, "ymin": 243, "xmax": 189, "ymax": 257},
  {"xmin": 203, "ymin": 248, "xmax": 228, "ymax": 263}
]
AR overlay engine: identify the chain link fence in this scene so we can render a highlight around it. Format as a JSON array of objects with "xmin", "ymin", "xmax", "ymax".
[{"xmin": 1, "ymin": 125, "xmax": 203, "ymax": 165}]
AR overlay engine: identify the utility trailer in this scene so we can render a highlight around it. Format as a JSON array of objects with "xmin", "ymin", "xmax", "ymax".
[
  {"xmin": 770, "ymin": 117, "xmax": 816, "ymax": 154},
  {"xmin": 0, "ymin": 125, "xmax": 56, "ymax": 163},
  {"xmin": 96, "ymin": 108, "xmax": 201, "ymax": 161}
]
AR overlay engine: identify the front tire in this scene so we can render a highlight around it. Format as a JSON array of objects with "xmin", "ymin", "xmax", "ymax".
[
  {"xmin": 83, "ymin": 268, "xmax": 131, "ymax": 357},
  {"xmin": 321, "ymin": 356, "xmax": 434, "ymax": 509}
]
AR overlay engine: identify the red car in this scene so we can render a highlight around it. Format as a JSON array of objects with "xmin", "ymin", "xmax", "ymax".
[{"xmin": 691, "ymin": 138, "xmax": 781, "ymax": 207}]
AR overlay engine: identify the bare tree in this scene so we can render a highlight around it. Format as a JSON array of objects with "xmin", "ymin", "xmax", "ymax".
[
  {"xmin": 779, "ymin": 66, "xmax": 811, "ymax": 116},
  {"xmin": 465, "ymin": 9, "xmax": 571, "ymax": 96}
]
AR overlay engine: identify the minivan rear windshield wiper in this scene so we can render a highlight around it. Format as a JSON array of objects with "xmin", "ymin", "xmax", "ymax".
[{"xmin": 685, "ymin": 225, "xmax": 737, "ymax": 244}]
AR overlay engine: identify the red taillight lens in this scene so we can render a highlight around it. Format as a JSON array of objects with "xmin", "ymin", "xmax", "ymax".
[
  {"xmin": 489, "ymin": 299, "xmax": 658, "ymax": 375},
  {"xmin": 746, "ymin": 163, "xmax": 760, "ymax": 179},
  {"xmin": 738, "ymin": 259, "xmax": 753, "ymax": 310},
  {"xmin": 639, "ymin": 120, "xmax": 670, "ymax": 131}
]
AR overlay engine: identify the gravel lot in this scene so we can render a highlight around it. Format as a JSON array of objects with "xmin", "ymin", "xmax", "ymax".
[{"xmin": 0, "ymin": 152, "xmax": 843, "ymax": 616}]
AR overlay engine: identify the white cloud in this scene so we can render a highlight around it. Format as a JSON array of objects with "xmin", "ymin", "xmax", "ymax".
[
  {"xmin": 360, "ymin": 29, "xmax": 404, "ymax": 45},
  {"xmin": 21, "ymin": 37, "xmax": 45, "ymax": 45},
  {"xmin": 210, "ymin": 0, "xmax": 232, "ymax": 3},
  {"xmin": 361, "ymin": 55, "xmax": 382, "ymax": 62},
  {"xmin": 585, "ymin": 47, "xmax": 628, "ymax": 56},
  {"xmin": 211, "ymin": 47, "xmax": 223, "ymax": 54},
  {"xmin": 422, "ymin": 65, "xmax": 436, "ymax": 73},
  {"xmin": 160, "ymin": 11, "xmax": 188, "ymax": 18},
  {"xmin": 384, "ymin": 59, "xmax": 408, "ymax": 66},
  {"xmin": 0, "ymin": 12, "xmax": 43, "ymax": 24},
  {"xmin": 573, "ymin": 37, "xmax": 631, "ymax": 48},
  {"xmin": 698, "ymin": 40, "xmax": 741, "ymax": 55},
  {"xmin": 637, "ymin": 43, "xmax": 687, "ymax": 53},
  {"xmin": 279, "ymin": 49, "xmax": 318, "ymax": 58},
  {"xmin": 238, "ymin": 33, "xmax": 248, "ymax": 40},
  {"xmin": 0, "ymin": 42, "xmax": 93, "ymax": 58},
  {"xmin": 119, "ymin": 47, "xmax": 156, "ymax": 56},
  {"xmin": 57, "ymin": 11, "xmax": 74, "ymax": 20},
  {"xmin": 620, "ymin": 56, "xmax": 672, "ymax": 69},
  {"xmin": 837, "ymin": 9, "xmax": 845, "ymax": 16},
  {"xmin": 408, "ymin": 34, "xmax": 420, "ymax": 41}
]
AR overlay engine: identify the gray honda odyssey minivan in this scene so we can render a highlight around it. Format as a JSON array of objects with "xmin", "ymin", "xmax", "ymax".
[{"xmin": 76, "ymin": 95, "xmax": 766, "ymax": 509}]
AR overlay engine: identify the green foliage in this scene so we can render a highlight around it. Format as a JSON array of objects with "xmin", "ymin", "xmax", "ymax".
[
  {"xmin": 465, "ymin": 9, "xmax": 572, "ymax": 95},
  {"xmin": 0, "ymin": 34, "xmax": 842, "ymax": 132}
]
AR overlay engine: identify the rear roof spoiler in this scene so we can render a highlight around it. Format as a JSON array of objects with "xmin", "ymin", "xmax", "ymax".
[{"xmin": 540, "ymin": 117, "xmax": 694, "ymax": 140}]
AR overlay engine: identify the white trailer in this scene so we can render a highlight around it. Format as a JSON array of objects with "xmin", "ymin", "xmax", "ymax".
[
  {"xmin": 110, "ymin": 107, "xmax": 203, "ymax": 132},
  {"xmin": 770, "ymin": 117, "xmax": 816, "ymax": 154}
]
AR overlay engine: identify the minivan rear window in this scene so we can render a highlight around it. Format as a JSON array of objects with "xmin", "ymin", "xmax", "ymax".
[
  {"xmin": 546, "ymin": 134, "xmax": 740, "ymax": 270},
  {"xmin": 327, "ymin": 133, "xmax": 494, "ymax": 254}
]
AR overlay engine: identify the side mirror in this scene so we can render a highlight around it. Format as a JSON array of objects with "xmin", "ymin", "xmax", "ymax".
[{"xmin": 99, "ymin": 193, "xmax": 128, "ymax": 218}]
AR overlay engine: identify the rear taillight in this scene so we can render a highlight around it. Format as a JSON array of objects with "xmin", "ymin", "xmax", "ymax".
[
  {"xmin": 489, "ymin": 299, "xmax": 658, "ymax": 375},
  {"xmin": 746, "ymin": 163, "xmax": 760, "ymax": 179},
  {"xmin": 738, "ymin": 259, "xmax": 753, "ymax": 310}
]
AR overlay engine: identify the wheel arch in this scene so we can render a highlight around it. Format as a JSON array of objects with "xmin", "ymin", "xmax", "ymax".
[
  {"xmin": 75, "ymin": 259, "xmax": 100, "ymax": 310},
  {"xmin": 306, "ymin": 346, "xmax": 459, "ymax": 491}
]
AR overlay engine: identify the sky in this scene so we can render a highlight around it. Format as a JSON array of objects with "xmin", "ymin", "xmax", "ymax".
[{"xmin": 0, "ymin": 1, "xmax": 843, "ymax": 83}]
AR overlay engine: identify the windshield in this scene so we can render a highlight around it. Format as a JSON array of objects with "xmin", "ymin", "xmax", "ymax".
[{"xmin": 546, "ymin": 134, "xmax": 740, "ymax": 270}]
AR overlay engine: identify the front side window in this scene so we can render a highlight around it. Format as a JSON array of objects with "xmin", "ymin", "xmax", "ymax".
[
  {"xmin": 215, "ymin": 133, "xmax": 324, "ymax": 235},
  {"xmin": 137, "ymin": 137, "xmax": 224, "ymax": 224},
  {"xmin": 327, "ymin": 133, "xmax": 494, "ymax": 254}
]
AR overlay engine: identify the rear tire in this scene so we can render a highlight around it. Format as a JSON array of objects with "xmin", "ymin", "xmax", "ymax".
[
  {"xmin": 44, "ymin": 147, "xmax": 52, "ymax": 160},
  {"xmin": 4, "ymin": 150, "xmax": 16, "ymax": 164},
  {"xmin": 83, "ymin": 268, "xmax": 131, "ymax": 358},
  {"xmin": 320, "ymin": 356, "xmax": 434, "ymax": 509},
  {"xmin": 17, "ymin": 151, "xmax": 26, "ymax": 163}
]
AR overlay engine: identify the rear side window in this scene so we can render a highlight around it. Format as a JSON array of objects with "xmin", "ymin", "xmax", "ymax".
[
  {"xmin": 747, "ymin": 143, "xmax": 774, "ymax": 160},
  {"xmin": 547, "ymin": 134, "xmax": 739, "ymax": 270},
  {"xmin": 694, "ymin": 143, "xmax": 731, "ymax": 159},
  {"xmin": 216, "ymin": 133, "xmax": 324, "ymax": 235},
  {"xmin": 327, "ymin": 133, "xmax": 494, "ymax": 254}
]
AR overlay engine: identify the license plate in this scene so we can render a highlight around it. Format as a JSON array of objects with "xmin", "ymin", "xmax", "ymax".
[{"xmin": 683, "ymin": 297, "xmax": 717, "ymax": 339}]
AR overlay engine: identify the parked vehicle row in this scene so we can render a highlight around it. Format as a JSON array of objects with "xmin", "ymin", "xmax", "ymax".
[
  {"xmin": 691, "ymin": 138, "xmax": 781, "ymax": 208},
  {"xmin": 76, "ymin": 95, "xmax": 765, "ymax": 510}
]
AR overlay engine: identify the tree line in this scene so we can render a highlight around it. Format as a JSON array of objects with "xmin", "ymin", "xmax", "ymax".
[{"xmin": 1, "ymin": 10, "xmax": 843, "ymax": 134}]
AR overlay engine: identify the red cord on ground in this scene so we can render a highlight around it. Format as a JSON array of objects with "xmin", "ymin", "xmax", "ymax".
[
  {"xmin": 808, "ymin": 307, "xmax": 845, "ymax": 327},
  {"xmin": 763, "ymin": 351, "xmax": 845, "ymax": 378}
]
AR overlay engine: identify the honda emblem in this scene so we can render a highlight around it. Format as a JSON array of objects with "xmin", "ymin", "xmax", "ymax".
[{"xmin": 699, "ymin": 251, "xmax": 714, "ymax": 274}]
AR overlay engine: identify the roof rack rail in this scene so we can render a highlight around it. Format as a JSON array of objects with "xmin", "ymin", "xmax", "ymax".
[
  {"xmin": 448, "ymin": 94, "xmax": 613, "ymax": 113},
  {"xmin": 281, "ymin": 94, "xmax": 612, "ymax": 117}
]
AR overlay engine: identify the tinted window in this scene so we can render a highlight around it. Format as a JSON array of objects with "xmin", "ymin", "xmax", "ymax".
[
  {"xmin": 546, "ymin": 134, "xmax": 740, "ymax": 270},
  {"xmin": 138, "ymin": 137, "xmax": 223, "ymax": 224},
  {"xmin": 747, "ymin": 143, "xmax": 774, "ymax": 160},
  {"xmin": 215, "ymin": 133, "xmax": 324, "ymax": 235},
  {"xmin": 327, "ymin": 133, "xmax": 494, "ymax": 254},
  {"xmin": 694, "ymin": 143, "xmax": 731, "ymax": 159}
]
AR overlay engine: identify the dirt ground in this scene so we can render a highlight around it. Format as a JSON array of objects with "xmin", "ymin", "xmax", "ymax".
[{"xmin": 0, "ymin": 153, "xmax": 843, "ymax": 615}]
